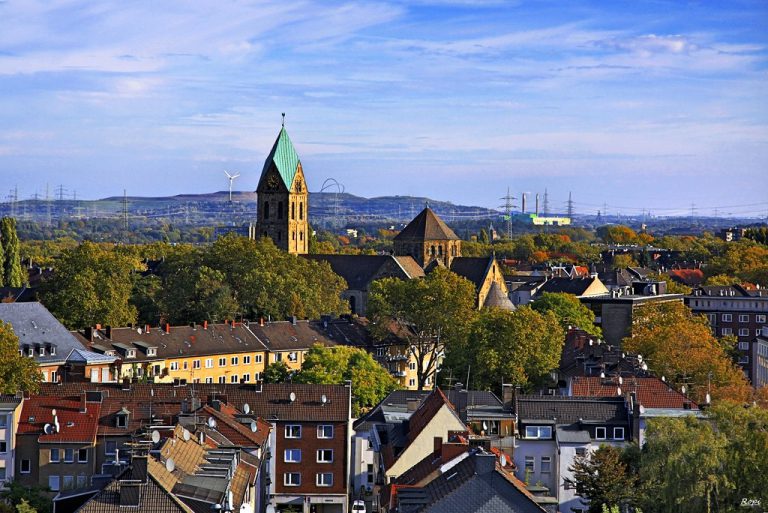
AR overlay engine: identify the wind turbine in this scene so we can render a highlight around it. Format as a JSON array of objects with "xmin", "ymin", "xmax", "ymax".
[{"xmin": 224, "ymin": 171, "xmax": 240, "ymax": 202}]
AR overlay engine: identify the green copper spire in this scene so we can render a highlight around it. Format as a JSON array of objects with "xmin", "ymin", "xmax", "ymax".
[{"xmin": 261, "ymin": 126, "xmax": 301, "ymax": 189}]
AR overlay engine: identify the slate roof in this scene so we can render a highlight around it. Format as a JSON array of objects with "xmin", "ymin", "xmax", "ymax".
[
  {"xmin": 18, "ymin": 395, "xmax": 101, "ymax": 443},
  {"xmin": 0, "ymin": 302, "xmax": 89, "ymax": 365},
  {"xmin": 516, "ymin": 395, "xmax": 628, "ymax": 425},
  {"xmin": 571, "ymin": 376, "xmax": 698, "ymax": 409},
  {"xmin": 261, "ymin": 126, "xmax": 301, "ymax": 189},
  {"xmin": 394, "ymin": 450, "xmax": 546, "ymax": 513},
  {"xmin": 483, "ymin": 282, "xmax": 516, "ymax": 310},
  {"xmin": 449, "ymin": 257, "xmax": 492, "ymax": 291},
  {"xmin": 304, "ymin": 254, "xmax": 422, "ymax": 290},
  {"xmin": 199, "ymin": 405, "xmax": 270, "ymax": 447},
  {"xmin": 74, "ymin": 470, "xmax": 189, "ymax": 513},
  {"xmin": 395, "ymin": 256, "xmax": 427, "ymax": 279},
  {"xmin": 394, "ymin": 208, "xmax": 460, "ymax": 241}
]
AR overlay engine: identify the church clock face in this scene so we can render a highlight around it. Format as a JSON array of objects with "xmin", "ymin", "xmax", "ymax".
[{"xmin": 267, "ymin": 174, "xmax": 279, "ymax": 190}]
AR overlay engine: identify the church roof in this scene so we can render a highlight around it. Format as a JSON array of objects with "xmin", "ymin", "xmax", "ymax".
[
  {"xmin": 394, "ymin": 208, "xmax": 460, "ymax": 242},
  {"xmin": 261, "ymin": 127, "xmax": 301, "ymax": 189},
  {"xmin": 483, "ymin": 282, "xmax": 515, "ymax": 311}
]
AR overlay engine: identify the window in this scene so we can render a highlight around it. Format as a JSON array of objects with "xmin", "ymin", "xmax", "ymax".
[
  {"xmin": 285, "ymin": 425, "xmax": 301, "ymax": 439},
  {"xmin": 20, "ymin": 459, "xmax": 31, "ymax": 474},
  {"xmin": 524, "ymin": 456, "xmax": 534, "ymax": 473},
  {"xmin": 613, "ymin": 427, "xmax": 625, "ymax": 440},
  {"xmin": 317, "ymin": 425, "xmax": 333, "ymax": 439},
  {"xmin": 205, "ymin": 377, "xmax": 213, "ymax": 384},
  {"xmin": 105, "ymin": 441, "xmax": 117, "ymax": 455},
  {"xmin": 275, "ymin": 353, "xmax": 282, "ymax": 362},
  {"xmin": 170, "ymin": 362, "xmax": 179, "ymax": 371},
  {"xmin": 125, "ymin": 349, "xmax": 136, "ymax": 359},
  {"xmin": 367, "ymin": 464, "xmax": 374, "ymax": 484},
  {"xmin": 62, "ymin": 475, "xmax": 74, "ymax": 490},
  {"xmin": 39, "ymin": 346, "xmax": 45, "ymax": 356},
  {"xmin": 541, "ymin": 456, "xmax": 551, "ymax": 473},
  {"xmin": 722, "ymin": 314, "xmax": 732, "ymax": 322},
  {"xmin": 317, "ymin": 449, "xmax": 333, "ymax": 463},
  {"xmin": 183, "ymin": 361, "xmax": 188, "ymax": 370},
  {"xmin": 284, "ymin": 449, "xmax": 301, "ymax": 463},
  {"xmin": 316, "ymin": 473, "xmax": 333, "ymax": 487},
  {"xmin": 218, "ymin": 358, "xmax": 226, "ymax": 367},
  {"xmin": 757, "ymin": 315, "xmax": 766, "ymax": 323},
  {"xmin": 116, "ymin": 414, "xmax": 127, "ymax": 428},
  {"xmin": 739, "ymin": 314, "xmax": 749, "ymax": 323},
  {"xmin": 48, "ymin": 476, "xmax": 60, "ymax": 491},
  {"xmin": 409, "ymin": 362, "xmax": 416, "ymax": 371},
  {"xmin": 264, "ymin": 202, "xmax": 270, "ymax": 220},
  {"xmin": 218, "ymin": 376, "xmax": 226, "ymax": 384},
  {"xmin": 408, "ymin": 379, "xmax": 416, "ymax": 387},
  {"xmin": 231, "ymin": 357, "xmax": 238, "ymax": 365},
  {"xmin": 255, "ymin": 354, "xmax": 262, "ymax": 363},
  {"xmin": 0, "ymin": 442, "xmax": 6, "ymax": 453},
  {"xmin": 575, "ymin": 448, "xmax": 587, "ymax": 457},
  {"xmin": 78, "ymin": 448, "xmax": 88, "ymax": 463},
  {"xmin": 50, "ymin": 448, "xmax": 60, "ymax": 463},
  {"xmin": 255, "ymin": 372, "xmax": 262, "ymax": 381},
  {"xmin": 243, "ymin": 355, "xmax": 251, "ymax": 364},
  {"xmin": 284, "ymin": 473, "xmax": 300, "ymax": 486},
  {"xmin": 193, "ymin": 360, "xmax": 200, "ymax": 369},
  {"xmin": 77, "ymin": 474, "xmax": 87, "ymax": 488},
  {"xmin": 739, "ymin": 328, "xmax": 750, "ymax": 337},
  {"xmin": 206, "ymin": 358, "xmax": 214, "ymax": 368},
  {"xmin": 50, "ymin": 346, "xmax": 56, "ymax": 356},
  {"xmin": 595, "ymin": 427, "xmax": 607, "ymax": 440},
  {"xmin": 27, "ymin": 347, "xmax": 34, "ymax": 357},
  {"xmin": 230, "ymin": 375, "xmax": 239, "ymax": 383},
  {"xmin": 50, "ymin": 370, "xmax": 58, "ymax": 383},
  {"xmin": 242, "ymin": 374, "xmax": 250, "ymax": 382},
  {"xmin": 278, "ymin": 201, "xmax": 283, "ymax": 219},
  {"xmin": 64, "ymin": 448, "xmax": 74, "ymax": 463},
  {"xmin": 707, "ymin": 314, "xmax": 716, "ymax": 325},
  {"xmin": 287, "ymin": 352, "xmax": 298, "ymax": 362},
  {"xmin": 376, "ymin": 347, "xmax": 386, "ymax": 357},
  {"xmin": 147, "ymin": 348, "xmax": 157, "ymax": 357},
  {"xmin": 722, "ymin": 328, "xmax": 733, "ymax": 336},
  {"xmin": 525, "ymin": 426, "xmax": 552, "ymax": 439}
]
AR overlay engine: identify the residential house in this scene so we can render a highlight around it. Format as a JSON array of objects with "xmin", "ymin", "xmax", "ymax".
[
  {"xmin": 514, "ymin": 395, "xmax": 632, "ymax": 513},
  {"xmin": 0, "ymin": 395, "xmax": 22, "ymax": 487},
  {"xmin": 0, "ymin": 302, "xmax": 118, "ymax": 383},
  {"xmin": 686, "ymin": 284, "xmax": 768, "ymax": 382}
]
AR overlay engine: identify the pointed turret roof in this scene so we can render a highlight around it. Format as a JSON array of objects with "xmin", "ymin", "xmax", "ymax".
[
  {"xmin": 394, "ymin": 207, "xmax": 460, "ymax": 241},
  {"xmin": 261, "ymin": 127, "xmax": 301, "ymax": 189}
]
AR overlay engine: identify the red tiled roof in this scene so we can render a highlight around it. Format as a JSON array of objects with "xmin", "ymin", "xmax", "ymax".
[
  {"xmin": 200, "ymin": 405, "xmax": 270, "ymax": 447},
  {"xmin": 668, "ymin": 269, "xmax": 704, "ymax": 286},
  {"xmin": 18, "ymin": 396, "xmax": 101, "ymax": 443},
  {"xmin": 571, "ymin": 376, "xmax": 698, "ymax": 409}
]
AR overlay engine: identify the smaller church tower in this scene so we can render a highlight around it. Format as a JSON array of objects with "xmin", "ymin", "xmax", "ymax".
[
  {"xmin": 393, "ymin": 207, "xmax": 461, "ymax": 268},
  {"xmin": 255, "ymin": 124, "xmax": 309, "ymax": 254}
]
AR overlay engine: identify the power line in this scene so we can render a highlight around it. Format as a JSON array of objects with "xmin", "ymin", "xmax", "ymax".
[{"xmin": 499, "ymin": 187, "xmax": 517, "ymax": 239}]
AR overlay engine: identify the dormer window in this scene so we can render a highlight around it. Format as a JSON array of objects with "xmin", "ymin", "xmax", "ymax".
[
  {"xmin": 147, "ymin": 348, "xmax": 156, "ymax": 357},
  {"xmin": 126, "ymin": 349, "xmax": 135, "ymax": 359},
  {"xmin": 116, "ymin": 408, "xmax": 130, "ymax": 428},
  {"xmin": 27, "ymin": 347, "xmax": 34, "ymax": 357},
  {"xmin": 38, "ymin": 346, "xmax": 45, "ymax": 356},
  {"xmin": 524, "ymin": 426, "xmax": 552, "ymax": 439},
  {"xmin": 49, "ymin": 345, "xmax": 56, "ymax": 356}
]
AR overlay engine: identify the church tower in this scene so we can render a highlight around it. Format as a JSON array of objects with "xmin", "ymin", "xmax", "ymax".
[
  {"xmin": 393, "ymin": 207, "xmax": 461, "ymax": 268},
  {"xmin": 256, "ymin": 125, "xmax": 309, "ymax": 254}
]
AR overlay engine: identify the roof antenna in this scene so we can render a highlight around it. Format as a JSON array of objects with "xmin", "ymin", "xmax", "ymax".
[{"xmin": 281, "ymin": 112, "xmax": 285, "ymax": 127}]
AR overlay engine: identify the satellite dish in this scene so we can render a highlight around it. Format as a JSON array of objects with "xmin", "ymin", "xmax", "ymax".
[
  {"xmin": 208, "ymin": 417, "xmax": 217, "ymax": 429},
  {"xmin": 637, "ymin": 354, "xmax": 643, "ymax": 362},
  {"xmin": 499, "ymin": 454, "xmax": 507, "ymax": 467},
  {"xmin": 616, "ymin": 387, "xmax": 622, "ymax": 396},
  {"xmin": 321, "ymin": 394, "xmax": 327, "ymax": 405},
  {"xmin": 641, "ymin": 363, "xmax": 648, "ymax": 371},
  {"xmin": 166, "ymin": 458, "xmax": 175, "ymax": 472},
  {"xmin": 600, "ymin": 371, "xmax": 605, "ymax": 379},
  {"xmin": 482, "ymin": 421, "xmax": 488, "ymax": 431},
  {"xmin": 588, "ymin": 339, "xmax": 593, "ymax": 346},
  {"xmin": 151, "ymin": 430, "xmax": 161, "ymax": 443},
  {"xmin": 661, "ymin": 375, "xmax": 666, "ymax": 382},
  {"xmin": 243, "ymin": 403, "xmax": 250, "ymax": 415},
  {"xmin": 618, "ymin": 376, "xmax": 623, "ymax": 385},
  {"xmin": 681, "ymin": 385, "xmax": 687, "ymax": 394},
  {"xmin": 289, "ymin": 392, "xmax": 296, "ymax": 403},
  {"xmin": 183, "ymin": 428, "xmax": 191, "ymax": 441},
  {"xmin": 639, "ymin": 405, "xmax": 646, "ymax": 414},
  {"xmin": 51, "ymin": 409, "xmax": 57, "ymax": 417},
  {"xmin": 43, "ymin": 423, "xmax": 54, "ymax": 435},
  {"xmin": 705, "ymin": 393, "xmax": 711, "ymax": 404},
  {"xmin": 137, "ymin": 327, "xmax": 142, "ymax": 334},
  {"xmin": 250, "ymin": 421, "xmax": 258, "ymax": 433}
]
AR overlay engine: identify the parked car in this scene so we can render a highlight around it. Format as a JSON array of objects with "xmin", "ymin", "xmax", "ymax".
[{"xmin": 352, "ymin": 500, "xmax": 367, "ymax": 513}]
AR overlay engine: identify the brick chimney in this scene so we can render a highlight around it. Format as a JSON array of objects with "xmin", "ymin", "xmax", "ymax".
[
  {"xmin": 203, "ymin": 320, "xmax": 208, "ymax": 330},
  {"xmin": 165, "ymin": 323, "xmax": 170, "ymax": 334}
]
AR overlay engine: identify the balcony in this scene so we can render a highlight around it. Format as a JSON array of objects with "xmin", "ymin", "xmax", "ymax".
[{"xmin": 391, "ymin": 371, "xmax": 407, "ymax": 378}]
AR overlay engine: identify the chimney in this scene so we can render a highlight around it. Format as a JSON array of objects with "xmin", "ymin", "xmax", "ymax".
[
  {"xmin": 406, "ymin": 398, "xmax": 420, "ymax": 412},
  {"xmin": 475, "ymin": 453, "xmax": 496, "ymax": 475},
  {"xmin": 80, "ymin": 393, "xmax": 87, "ymax": 413},
  {"xmin": 105, "ymin": 325, "xmax": 112, "ymax": 339},
  {"xmin": 521, "ymin": 193, "xmax": 526, "ymax": 214},
  {"xmin": 203, "ymin": 320, "xmax": 208, "ymax": 330},
  {"xmin": 290, "ymin": 316, "xmax": 298, "ymax": 326},
  {"xmin": 165, "ymin": 323, "xmax": 170, "ymax": 334},
  {"xmin": 96, "ymin": 323, "xmax": 102, "ymax": 330},
  {"xmin": 434, "ymin": 436, "xmax": 442, "ymax": 455},
  {"xmin": 85, "ymin": 326, "xmax": 94, "ymax": 342},
  {"xmin": 259, "ymin": 317, "xmax": 265, "ymax": 327},
  {"xmin": 145, "ymin": 324, "xmax": 150, "ymax": 334},
  {"xmin": 502, "ymin": 384, "xmax": 514, "ymax": 412},
  {"xmin": 535, "ymin": 193, "xmax": 540, "ymax": 216}
]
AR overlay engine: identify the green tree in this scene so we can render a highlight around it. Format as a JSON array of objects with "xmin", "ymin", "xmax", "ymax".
[
  {"xmin": 703, "ymin": 273, "xmax": 739, "ymax": 286},
  {"xmin": 40, "ymin": 242, "xmax": 141, "ymax": 329},
  {"xmin": 263, "ymin": 361, "xmax": 291, "ymax": 383},
  {"xmin": 0, "ymin": 322, "xmax": 42, "ymax": 393},
  {"xmin": 368, "ymin": 267, "xmax": 477, "ymax": 390},
  {"xmin": 611, "ymin": 253, "xmax": 637, "ymax": 270},
  {"xmin": 0, "ymin": 217, "xmax": 25, "ymax": 287},
  {"xmin": 566, "ymin": 445, "xmax": 639, "ymax": 513},
  {"xmin": 478, "ymin": 229, "xmax": 490, "ymax": 244},
  {"xmin": 15, "ymin": 500, "xmax": 36, "ymax": 513},
  {"xmin": 532, "ymin": 292, "xmax": 602, "ymax": 337},
  {"xmin": 444, "ymin": 307, "xmax": 564, "ymax": 392},
  {"xmin": 646, "ymin": 272, "xmax": 692, "ymax": 295},
  {"xmin": 294, "ymin": 344, "xmax": 399, "ymax": 415},
  {"xmin": 0, "ymin": 481, "xmax": 51, "ymax": 513}
]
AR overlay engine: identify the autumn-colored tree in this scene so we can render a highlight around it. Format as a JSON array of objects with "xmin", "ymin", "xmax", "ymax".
[
  {"xmin": 597, "ymin": 225, "xmax": 638, "ymax": 245},
  {"xmin": 611, "ymin": 253, "xmax": 637, "ymax": 270},
  {"xmin": 532, "ymin": 292, "xmax": 602, "ymax": 337},
  {"xmin": 40, "ymin": 242, "xmax": 142, "ymax": 329},
  {"xmin": 0, "ymin": 322, "xmax": 42, "ymax": 394},
  {"xmin": 294, "ymin": 344, "xmax": 399, "ymax": 415},
  {"xmin": 706, "ymin": 241, "xmax": 768, "ymax": 286},
  {"xmin": 703, "ymin": 273, "xmax": 739, "ymax": 286},
  {"xmin": 443, "ymin": 307, "xmax": 564, "ymax": 392},
  {"xmin": 646, "ymin": 272, "xmax": 692, "ymax": 295},
  {"xmin": 623, "ymin": 302, "xmax": 751, "ymax": 404},
  {"xmin": 368, "ymin": 267, "xmax": 477, "ymax": 390}
]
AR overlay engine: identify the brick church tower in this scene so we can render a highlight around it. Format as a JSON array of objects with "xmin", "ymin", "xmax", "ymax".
[{"xmin": 255, "ymin": 125, "xmax": 309, "ymax": 254}]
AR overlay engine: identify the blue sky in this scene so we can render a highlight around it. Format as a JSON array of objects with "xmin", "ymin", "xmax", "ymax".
[{"xmin": 1, "ymin": 0, "xmax": 767, "ymax": 217}]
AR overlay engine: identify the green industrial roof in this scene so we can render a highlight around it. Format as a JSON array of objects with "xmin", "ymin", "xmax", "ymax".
[{"xmin": 261, "ymin": 127, "xmax": 301, "ymax": 189}]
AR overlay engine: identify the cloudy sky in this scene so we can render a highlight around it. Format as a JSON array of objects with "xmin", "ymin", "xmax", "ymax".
[{"xmin": 1, "ymin": 0, "xmax": 767, "ymax": 217}]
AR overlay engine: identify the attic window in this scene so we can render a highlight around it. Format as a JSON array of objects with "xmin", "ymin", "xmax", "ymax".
[
  {"xmin": 116, "ymin": 409, "xmax": 130, "ymax": 428},
  {"xmin": 27, "ymin": 347, "xmax": 34, "ymax": 357},
  {"xmin": 126, "ymin": 349, "xmax": 136, "ymax": 359},
  {"xmin": 38, "ymin": 346, "xmax": 45, "ymax": 356},
  {"xmin": 147, "ymin": 348, "xmax": 157, "ymax": 357},
  {"xmin": 49, "ymin": 345, "xmax": 56, "ymax": 356}
]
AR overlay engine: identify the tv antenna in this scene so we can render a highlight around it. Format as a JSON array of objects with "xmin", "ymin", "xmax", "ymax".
[{"xmin": 224, "ymin": 171, "xmax": 240, "ymax": 202}]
